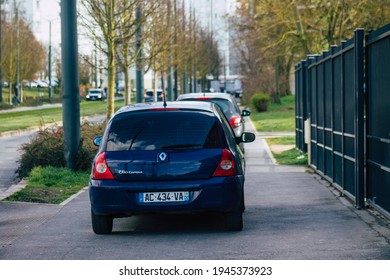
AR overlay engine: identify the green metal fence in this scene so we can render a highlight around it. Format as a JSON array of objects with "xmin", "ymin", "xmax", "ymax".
[
  {"xmin": 365, "ymin": 24, "xmax": 390, "ymax": 214},
  {"xmin": 295, "ymin": 23, "xmax": 390, "ymax": 216}
]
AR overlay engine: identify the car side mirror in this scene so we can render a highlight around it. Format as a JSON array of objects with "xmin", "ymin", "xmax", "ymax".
[
  {"xmin": 241, "ymin": 109, "xmax": 251, "ymax": 117},
  {"xmin": 236, "ymin": 132, "xmax": 256, "ymax": 144},
  {"xmin": 93, "ymin": 136, "xmax": 102, "ymax": 147}
]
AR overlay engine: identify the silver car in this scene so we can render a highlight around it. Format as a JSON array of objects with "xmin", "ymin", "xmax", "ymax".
[{"xmin": 86, "ymin": 88, "xmax": 105, "ymax": 101}]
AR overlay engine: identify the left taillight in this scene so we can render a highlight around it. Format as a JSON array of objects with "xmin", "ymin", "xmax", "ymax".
[
  {"xmin": 93, "ymin": 152, "xmax": 114, "ymax": 180},
  {"xmin": 229, "ymin": 115, "xmax": 242, "ymax": 129},
  {"xmin": 213, "ymin": 149, "xmax": 236, "ymax": 177}
]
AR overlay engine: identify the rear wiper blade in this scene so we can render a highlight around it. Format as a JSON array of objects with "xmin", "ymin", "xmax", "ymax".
[
  {"xmin": 161, "ymin": 144, "xmax": 203, "ymax": 150},
  {"xmin": 128, "ymin": 127, "xmax": 146, "ymax": 150}
]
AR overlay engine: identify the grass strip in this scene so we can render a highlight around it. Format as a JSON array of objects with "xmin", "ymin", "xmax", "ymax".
[
  {"xmin": 4, "ymin": 166, "xmax": 90, "ymax": 204},
  {"xmin": 0, "ymin": 101, "xmax": 122, "ymax": 133},
  {"xmin": 250, "ymin": 95, "xmax": 295, "ymax": 132},
  {"xmin": 271, "ymin": 148, "xmax": 308, "ymax": 165},
  {"xmin": 266, "ymin": 135, "xmax": 296, "ymax": 145},
  {"xmin": 265, "ymin": 136, "xmax": 308, "ymax": 165}
]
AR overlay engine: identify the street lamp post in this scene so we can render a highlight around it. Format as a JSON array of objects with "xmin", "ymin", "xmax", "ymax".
[
  {"xmin": 135, "ymin": 3, "xmax": 144, "ymax": 103},
  {"xmin": 48, "ymin": 20, "xmax": 52, "ymax": 98},
  {"xmin": 16, "ymin": 4, "xmax": 20, "ymax": 104},
  {"xmin": 61, "ymin": 0, "xmax": 80, "ymax": 170},
  {"xmin": 43, "ymin": 14, "xmax": 60, "ymax": 99}
]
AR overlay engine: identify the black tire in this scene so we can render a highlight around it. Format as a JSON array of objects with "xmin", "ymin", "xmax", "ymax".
[
  {"xmin": 241, "ymin": 188, "xmax": 246, "ymax": 212},
  {"xmin": 91, "ymin": 209, "xmax": 113, "ymax": 234},
  {"xmin": 225, "ymin": 211, "xmax": 243, "ymax": 231}
]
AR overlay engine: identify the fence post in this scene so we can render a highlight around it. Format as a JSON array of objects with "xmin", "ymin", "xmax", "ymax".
[
  {"xmin": 301, "ymin": 60, "xmax": 308, "ymax": 152},
  {"xmin": 295, "ymin": 60, "xmax": 307, "ymax": 152},
  {"xmin": 295, "ymin": 63, "xmax": 300, "ymax": 150},
  {"xmin": 354, "ymin": 28, "xmax": 365, "ymax": 209}
]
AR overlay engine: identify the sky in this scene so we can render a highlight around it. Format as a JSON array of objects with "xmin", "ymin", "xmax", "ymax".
[
  {"xmin": 33, "ymin": 0, "xmax": 61, "ymax": 47},
  {"xmin": 20, "ymin": 0, "xmax": 237, "ymax": 54},
  {"xmin": 15, "ymin": 0, "xmax": 238, "ymax": 77}
]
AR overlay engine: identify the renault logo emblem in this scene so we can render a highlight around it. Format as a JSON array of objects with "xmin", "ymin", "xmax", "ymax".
[{"xmin": 158, "ymin": 152, "xmax": 168, "ymax": 162}]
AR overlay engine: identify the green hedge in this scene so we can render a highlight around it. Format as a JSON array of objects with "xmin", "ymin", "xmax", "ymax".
[
  {"xmin": 17, "ymin": 121, "xmax": 105, "ymax": 178},
  {"xmin": 251, "ymin": 93, "xmax": 270, "ymax": 112}
]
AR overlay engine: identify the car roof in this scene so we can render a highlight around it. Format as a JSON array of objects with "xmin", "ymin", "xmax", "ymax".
[
  {"xmin": 114, "ymin": 101, "xmax": 217, "ymax": 116},
  {"xmin": 177, "ymin": 92, "xmax": 236, "ymax": 101}
]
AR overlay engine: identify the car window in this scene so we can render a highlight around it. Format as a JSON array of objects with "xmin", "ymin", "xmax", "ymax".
[
  {"xmin": 214, "ymin": 106, "xmax": 238, "ymax": 148},
  {"xmin": 180, "ymin": 97, "xmax": 236, "ymax": 119},
  {"xmin": 89, "ymin": 90, "xmax": 102, "ymax": 94},
  {"xmin": 106, "ymin": 111, "xmax": 222, "ymax": 151}
]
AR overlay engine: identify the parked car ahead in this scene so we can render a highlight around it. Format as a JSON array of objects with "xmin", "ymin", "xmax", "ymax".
[
  {"xmin": 34, "ymin": 80, "xmax": 48, "ymax": 88},
  {"xmin": 86, "ymin": 88, "xmax": 105, "ymax": 101},
  {"xmin": 43, "ymin": 79, "xmax": 59, "ymax": 87},
  {"xmin": 176, "ymin": 93, "xmax": 251, "ymax": 138},
  {"xmin": 144, "ymin": 89, "xmax": 163, "ymax": 102},
  {"xmin": 29, "ymin": 81, "xmax": 38, "ymax": 88},
  {"xmin": 89, "ymin": 101, "xmax": 255, "ymax": 234}
]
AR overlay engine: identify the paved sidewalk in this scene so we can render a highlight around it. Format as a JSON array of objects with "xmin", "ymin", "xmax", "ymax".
[{"xmin": 0, "ymin": 103, "xmax": 62, "ymax": 114}]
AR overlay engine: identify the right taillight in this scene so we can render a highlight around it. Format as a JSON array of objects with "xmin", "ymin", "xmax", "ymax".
[
  {"xmin": 213, "ymin": 149, "xmax": 236, "ymax": 177},
  {"xmin": 93, "ymin": 152, "xmax": 114, "ymax": 180},
  {"xmin": 229, "ymin": 115, "xmax": 242, "ymax": 129}
]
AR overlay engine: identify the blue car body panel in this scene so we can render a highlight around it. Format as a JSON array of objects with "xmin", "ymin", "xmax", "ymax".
[
  {"xmin": 90, "ymin": 175, "xmax": 244, "ymax": 215},
  {"xmin": 89, "ymin": 101, "xmax": 247, "ymax": 219}
]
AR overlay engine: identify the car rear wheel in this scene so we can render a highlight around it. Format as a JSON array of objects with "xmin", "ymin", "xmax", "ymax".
[
  {"xmin": 91, "ymin": 209, "xmax": 113, "ymax": 234},
  {"xmin": 241, "ymin": 188, "xmax": 246, "ymax": 212},
  {"xmin": 225, "ymin": 211, "xmax": 243, "ymax": 231}
]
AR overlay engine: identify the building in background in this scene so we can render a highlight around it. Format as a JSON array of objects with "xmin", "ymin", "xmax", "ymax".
[
  {"xmin": 4, "ymin": 0, "xmax": 61, "ymax": 49},
  {"xmin": 3, "ymin": 0, "xmax": 61, "ymax": 83},
  {"xmin": 185, "ymin": 0, "xmax": 241, "ymax": 96},
  {"xmin": 186, "ymin": 0, "xmax": 239, "ymax": 78}
]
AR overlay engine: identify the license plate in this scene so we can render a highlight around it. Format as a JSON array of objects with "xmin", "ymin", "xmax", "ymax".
[{"xmin": 139, "ymin": 191, "xmax": 189, "ymax": 203}]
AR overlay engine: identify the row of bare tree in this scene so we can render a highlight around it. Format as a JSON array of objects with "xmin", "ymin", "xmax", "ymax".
[
  {"xmin": 79, "ymin": 0, "xmax": 221, "ymax": 119},
  {"xmin": 230, "ymin": 0, "xmax": 390, "ymax": 103}
]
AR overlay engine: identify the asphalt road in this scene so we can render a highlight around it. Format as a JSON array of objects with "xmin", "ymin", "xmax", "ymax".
[
  {"xmin": 1, "ymin": 128, "xmax": 390, "ymax": 259},
  {"xmin": 0, "ymin": 131, "xmax": 33, "ymax": 191}
]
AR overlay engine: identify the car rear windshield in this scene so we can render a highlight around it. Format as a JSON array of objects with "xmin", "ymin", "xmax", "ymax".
[
  {"xmin": 146, "ymin": 91, "xmax": 162, "ymax": 96},
  {"xmin": 210, "ymin": 99, "xmax": 236, "ymax": 118},
  {"xmin": 89, "ymin": 90, "xmax": 102, "ymax": 94},
  {"xmin": 106, "ymin": 110, "xmax": 222, "ymax": 151},
  {"xmin": 181, "ymin": 98, "xmax": 236, "ymax": 119}
]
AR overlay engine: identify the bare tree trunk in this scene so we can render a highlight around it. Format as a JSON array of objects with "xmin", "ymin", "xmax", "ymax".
[
  {"xmin": 274, "ymin": 56, "xmax": 282, "ymax": 104},
  {"xmin": 124, "ymin": 66, "xmax": 131, "ymax": 105},
  {"xmin": 153, "ymin": 70, "xmax": 158, "ymax": 101},
  {"xmin": 9, "ymin": 82, "xmax": 13, "ymax": 105},
  {"xmin": 107, "ymin": 50, "xmax": 116, "ymax": 120}
]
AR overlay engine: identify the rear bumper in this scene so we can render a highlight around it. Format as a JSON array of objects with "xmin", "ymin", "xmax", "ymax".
[
  {"xmin": 89, "ymin": 176, "xmax": 244, "ymax": 217},
  {"xmin": 86, "ymin": 96, "xmax": 103, "ymax": 101}
]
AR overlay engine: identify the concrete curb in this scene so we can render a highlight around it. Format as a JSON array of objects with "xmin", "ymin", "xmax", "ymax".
[
  {"xmin": 0, "ymin": 179, "xmax": 28, "ymax": 200},
  {"xmin": 60, "ymin": 187, "xmax": 88, "ymax": 206},
  {"xmin": 0, "ymin": 179, "xmax": 89, "ymax": 207},
  {"xmin": 261, "ymin": 138, "xmax": 278, "ymax": 165}
]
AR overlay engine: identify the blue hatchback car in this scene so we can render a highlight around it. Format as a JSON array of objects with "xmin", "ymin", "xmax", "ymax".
[{"xmin": 89, "ymin": 101, "xmax": 255, "ymax": 234}]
